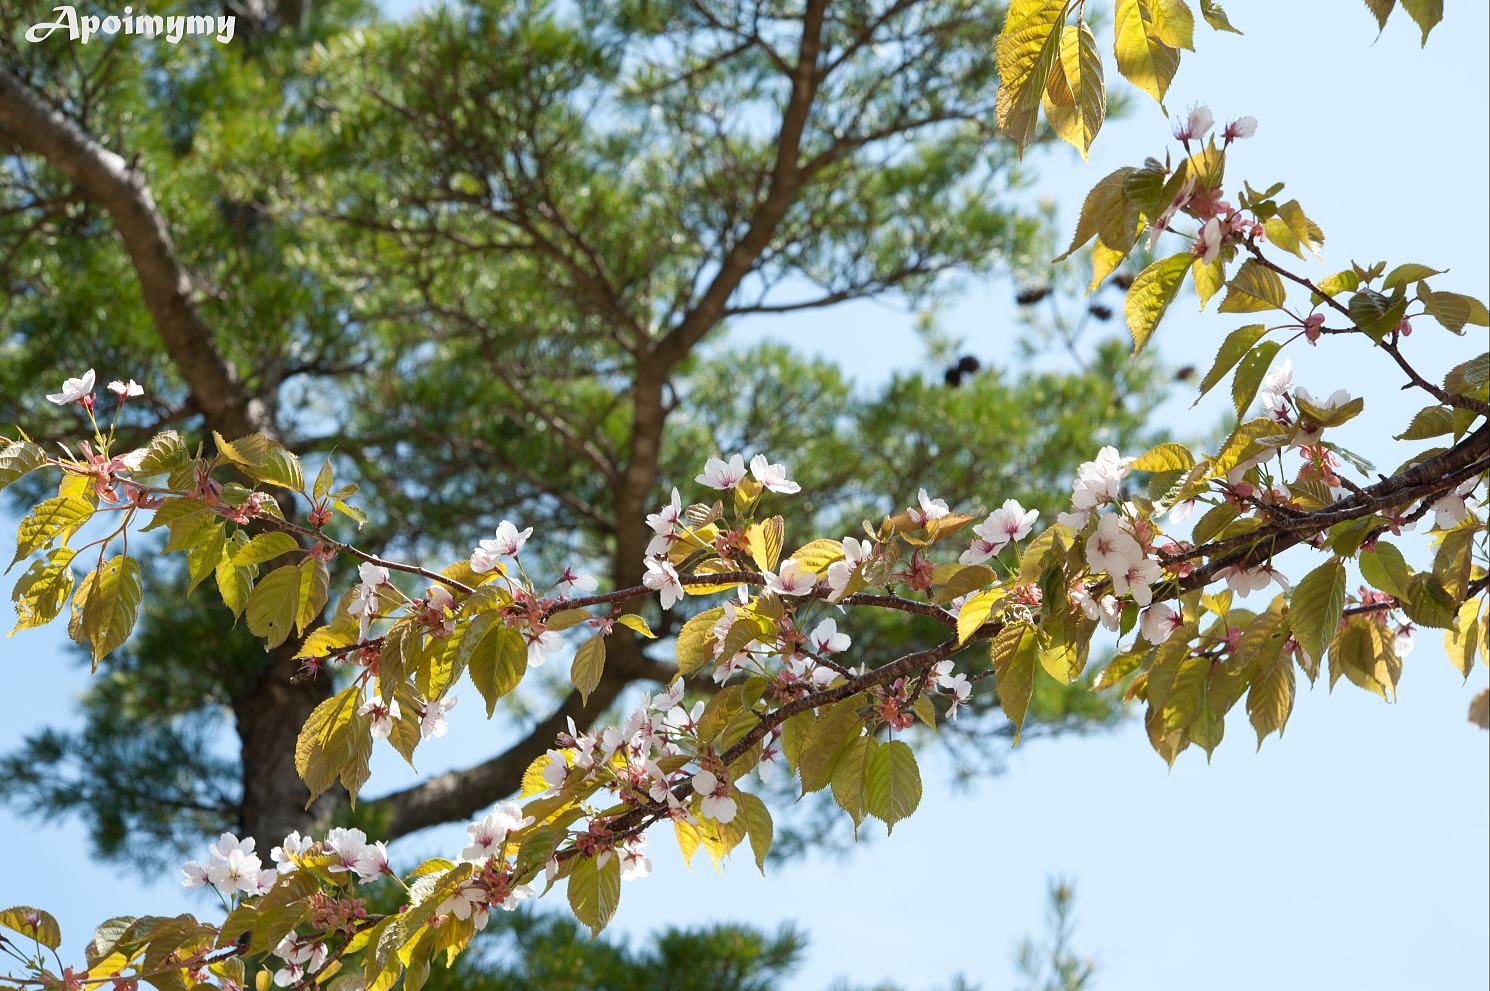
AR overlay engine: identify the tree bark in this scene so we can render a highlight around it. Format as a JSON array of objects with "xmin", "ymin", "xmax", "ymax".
[{"xmin": 0, "ymin": 63, "xmax": 334, "ymax": 845}]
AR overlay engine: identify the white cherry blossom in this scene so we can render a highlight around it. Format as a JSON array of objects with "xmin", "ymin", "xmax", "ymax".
[
  {"xmin": 696, "ymin": 454, "xmax": 747, "ymax": 489},
  {"xmin": 358, "ymin": 697, "xmax": 399, "ymax": 740},
  {"xmin": 749, "ymin": 454, "xmax": 801, "ymax": 494},
  {"xmin": 907, "ymin": 488, "xmax": 949, "ymax": 527},
  {"xmin": 45, "ymin": 369, "xmax": 95, "ymax": 405},
  {"xmin": 808, "ymin": 617, "xmax": 850, "ymax": 654},
  {"xmin": 644, "ymin": 557, "xmax": 685, "ymax": 609},
  {"xmin": 1140, "ymin": 603, "xmax": 1184, "ymax": 644},
  {"xmin": 765, "ymin": 558, "xmax": 818, "ymax": 596},
  {"xmin": 470, "ymin": 520, "xmax": 533, "ymax": 572},
  {"xmin": 692, "ymin": 769, "xmax": 737, "ymax": 823},
  {"xmin": 420, "ymin": 695, "xmax": 459, "ymax": 739}
]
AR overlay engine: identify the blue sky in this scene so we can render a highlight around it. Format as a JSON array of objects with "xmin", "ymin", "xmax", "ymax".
[{"xmin": 2, "ymin": 2, "xmax": 1487, "ymax": 989}]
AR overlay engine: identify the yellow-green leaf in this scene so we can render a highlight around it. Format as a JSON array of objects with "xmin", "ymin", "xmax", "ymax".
[
  {"xmin": 1113, "ymin": 0, "xmax": 1181, "ymax": 103},
  {"xmin": 570, "ymin": 635, "xmax": 606, "ymax": 704},
  {"xmin": 995, "ymin": 0, "xmax": 1069, "ymax": 151},
  {"xmin": 1124, "ymin": 252, "xmax": 1193, "ymax": 351}
]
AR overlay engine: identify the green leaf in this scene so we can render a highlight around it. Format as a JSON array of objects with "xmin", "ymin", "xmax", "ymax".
[
  {"xmin": 1359, "ymin": 542, "xmax": 1411, "ymax": 598},
  {"xmin": 1192, "ymin": 257, "xmax": 1225, "ymax": 310},
  {"xmin": 734, "ymin": 791, "xmax": 773, "ymax": 873},
  {"xmin": 864, "ymin": 739, "xmax": 921, "ymax": 833},
  {"xmin": 298, "ymin": 685, "xmax": 368, "ymax": 804},
  {"xmin": 1362, "ymin": 0, "xmax": 1396, "ymax": 33},
  {"xmin": 1194, "ymin": 323, "xmax": 1268, "ymax": 403},
  {"xmin": 990, "ymin": 622, "xmax": 1040, "ymax": 740},
  {"xmin": 0, "ymin": 440, "xmax": 47, "ymax": 493},
  {"xmin": 128, "ymin": 430, "xmax": 190, "ymax": 478},
  {"xmin": 230, "ymin": 532, "xmax": 299, "ymax": 566},
  {"xmin": 615, "ymin": 613, "xmax": 656, "ymax": 639},
  {"xmin": 1043, "ymin": 21, "xmax": 1106, "ymax": 158},
  {"xmin": 567, "ymin": 855, "xmax": 621, "ymax": 937},
  {"xmin": 1198, "ymin": 0, "xmax": 1241, "ymax": 32},
  {"xmin": 1400, "ymin": 0, "xmax": 1442, "ymax": 44},
  {"xmin": 11, "ymin": 495, "xmax": 93, "ymax": 570},
  {"xmin": 1217, "ymin": 260, "xmax": 1287, "ymax": 313},
  {"xmin": 1382, "ymin": 263, "xmax": 1442, "ymax": 291},
  {"xmin": 1443, "ymin": 353, "xmax": 1489, "ymax": 399},
  {"xmin": 10, "ymin": 548, "xmax": 75, "ymax": 634},
  {"xmin": 1113, "ymin": 0, "xmax": 1181, "ymax": 103},
  {"xmin": 1230, "ymin": 340, "xmax": 1283, "ymax": 417},
  {"xmin": 461, "ymin": 617, "xmax": 528, "ymax": 716},
  {"xmin": 570, "ymin": 635, "xmax": 606, "ymax": 704},
  {"xmin": 1396, "ymin": 405, "xmax": 1456, "ymax": 441},
  {"xmin": 1328, "ymin": 618, "xmax": 1399, "ymax": 700},
  {"xmin": 956, "ymin": 587, "xmax": 1003, "ymax": 644},
  {"xmin": 1423, "ymin": 290, "xmax": 1489, "ymax": 333},
  {"xmin": 0, "ymin": 906, "xmax": 62, "ymax": 949},
  {"xmin": 1347, "ymin": 289, "xmax": 1408, "ymax": 340},
  {"xmin": 1124, "ymin": 252, "xmax": 1193, "ymax": 351},
  {"xmin": 675, "ymin": 606, "xmax": 724, "ymax": 676},
  {"xmin": 1131, "ymin": 442, "xmax": 1195, "ymax": 473},
  {"xmin": 797, "ymin": 697, "xmax": 864, "ymax": 795},
  {"xmin": 1055, "ymin": 167, "xmax": 1138, "ymax": 262},
  {"xmin": 829, "ymin": 734, "xmax": 876, "ymax": 829},
  {"xmin": 1146, "ymin": 0, "xmax": 1195, "ymax": 49},
  {"xmin": 1246, "ymin": 647, "xmax": 1295, "ymax": 747},
  {"xmin": 71, "ymin": 556, "xmax": 143, "ymax": 668},
  {"xmin": 246, "ymin": 564, "xmax": 304, "ymax": 649},
  {"xmin": 994, "ymin": 0, "xmax": 1069, "ymax": 152},
  {"xmin": 1288, "ymin": 558, "xmax": 1346, "ymax": 669}
]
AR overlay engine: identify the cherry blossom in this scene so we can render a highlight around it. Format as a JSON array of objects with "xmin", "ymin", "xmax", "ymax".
[
  {"xmin": 1430, "ymin": 478, "xmax": 1477, "ymax": 530},
  {"xmin": 765, "ymin": 558, "xmax": 818, "ymax": 596},
  {"xmin": 1140, "ymin": 603, "xmax": 1184, "ymax": 644},
  {"xmin": 459, "ymin": 802, "xmax": 534, "ymax": 864},
  {"xmin": 1085, "ymin": 514, "xmax": 1142, "ymax": 578},
  {"xmin": 619, "ymin": 836, "xmax": 653, "ymax": 881},
  {"xmin": 1259, "ymin": 358, "xmax": 1294, "ymax": 420},
  {"xmin": 932, "ymin": 659, "xmax": 971, "ymax": 718},
  {"xmin": 696, "ymin": 453, "xmax": 747, "ymax": 489},
  {"xmin": 1223, "ymin": 115, "xmax": 1258, "ymax": 142},
  {"xmin": 1194, "ymin": 217, "xmax": 1224, "ymax": 264},
  {"xmin": 470, "ymin": 520, "xmax": 533, "ymax": 572},
  {"xmin": 963, "ymin": 499, "xmax": 1039, "ymax": 563},
  {"xmin": 692, "ymin": 769, "xmax": 737, "ymax": 823},
  {"xmin": 525, "ymin": 629, "xmax": 565, "ymax": 667},
  {"xmin": 347, "ymin": 563, "xmax": 390, "ymax": 640},
  {"xmin": 324, "ymin": 827, "xmax": 369, "ymax": 874},
  {"xmin": 556, "ymin": 565, "xmax": 599, "ymax": 597},
  {"xmin": 540, "ymin": 749, "xmax": 570, "ymax": 791},
  {"xmin": 827, "ymin": 536, "xmax": 872, "ymax": 599},
  {"xmin": 270, "ymin": 831, "xmax": 314, "ymax": 874},
  {"xmin": 353, "ymin": 841, "xmax": 391, "ymax": 881},
  {"xmin": 1072, "ymin": 586, "xmax": 1121, "ymax": 632},
  {"xmin": 1111, "ymin": 555, "xmax": 1161, "ymax": 606},
  {"xmin": 808, "ymin": 617, "xmax": 851, "ymax": 654},
  {"xmin": 1222, "ymin": 564, "xmax": 1288, "ymax": 597},
  {"xmin": 436, "ymin": 882, "xmax": 489, "ymax": 926},
  {"xmin": 45, "ymin": 369, "xmax": 95, "ymax": 405},
  {"xmin": 272, "ymin": 934, "xmax": 328, "ymax": 988},
  {"xmin": 749, "ymin": 454, "xmax": 801, "ymax": 494},
  {"xmin": 107, "ymin": 379, "xmax": 144, "ymax": 398},
  {"xmin": 419, "ymin": 694, "xmax": 459, "ymax": 739},
  {"xmin": 644, "ymin": 557, "xmax": 685, "ymax": 609},
  {"xmin": 358, "ymin": 697, "xmax": 399, "ymax": 740},
  {"xmin": 907, "ymin": 488, "xmax": 949, "ymax": 527},
  {"xmin": 1172, "ymin": 104, "xmax": 1214, "ymax": 142}
]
